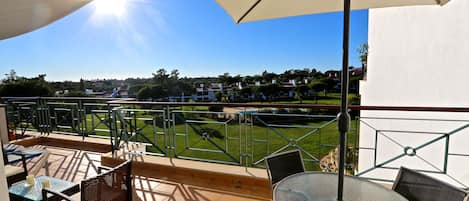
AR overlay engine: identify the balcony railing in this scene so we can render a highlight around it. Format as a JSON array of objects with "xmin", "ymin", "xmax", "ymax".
[{"xmin": 2, "ymin": 97, "xmax": 469, "ymax": 188}]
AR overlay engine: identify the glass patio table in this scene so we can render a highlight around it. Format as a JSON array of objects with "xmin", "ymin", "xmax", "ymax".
[
  {"xmin": 9, "ymin": 176, "xmax": 79, "ymax": 201},
  {"xmin": 274, "ymin": 172, "xmax": 408, "ymax": 201}
]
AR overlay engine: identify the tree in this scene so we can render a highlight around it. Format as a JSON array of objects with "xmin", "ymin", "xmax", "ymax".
[
  {"xmin": 309, "ymin": 79, "xmax": 326, "ymax": 92},
  {"xmin": 79, "ymin": 78, "xmax": 85, "ymax": 92},
  {"xmin": 242, "ymin": 76, "xmax": 254, "ymax": 84},
  {"xmin": 215, "ymin": 92, "xmax": 223, "ymax": 102},
  {"xmin": 152, "ymin": 68, "xmax": 169, "ymax": 86},
  {"xmin": 357, "ymin": 43, "xmax": 368, "ymax": 67},
  {"xmin": 261, "ymin": 71, "xmax": 277, "ymax": 83},
  {"xmin": 167, "ymin": 81, "xmax": 194, "ymax": 96},
  {"xmin": 215, "ymin": 92, "xmax": 228, "ymax": 102},
  {"xmin": 136, "ymin": 86, "xmax": 151, "ymax": 100},
  {"xmin": 136, "ymin": 85, "xmax": 168, "ymax": 100},
  {"xmin": 170, "ymin": 69, "xmax": 179, "ymax": 80},
  {"xmin": 0, "ymin": 73, "xmax": 53, "ymax": 97},
  {"xmin": 240, "ymin": 87, "xmax": 253, "ymax": 100},
  {"xmin": 3, "ymin": 69, "xmax": 17, "ymax": 83},
  {"xmin": 309, "ymin": 78, "xmax": 337, "ymax": 96},
  {"xmin": 230, "ymin": 87, "xmax": 240, "ymax": 102},
  {"xmin": 218, "ymin": 73, "xmax": 231, "ymax": 85},
  {"xmin": 357, "ymin": 43, "xmax": 368, "ymax": 82},
  {"xmin": 128, "ymin": 85, "xmax": 145, "ymax": 96},
  {"xmin": 253, "ymin": 75, "xmax": 263, "ymax": 82},
  {"xmin": 294, "ymin": 85, "xmax": 309, "ymax": 103},
  {"xmin": 258, "ymin": 84, "xmax": 280, "ymax": 101},
  {"xmin": 149, "ymin": 68, "xmax": 196, "ymax": 98}
]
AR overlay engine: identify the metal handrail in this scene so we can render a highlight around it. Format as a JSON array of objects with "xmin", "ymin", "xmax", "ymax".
[{"xmin": 4, "ymin": 96, "xmax": 469, "ymax": 112}]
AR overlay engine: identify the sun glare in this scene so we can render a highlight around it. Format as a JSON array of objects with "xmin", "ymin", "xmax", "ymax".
[{"xmin": 94, "ymin": 0, "xmax": 127, "ymax": 17}]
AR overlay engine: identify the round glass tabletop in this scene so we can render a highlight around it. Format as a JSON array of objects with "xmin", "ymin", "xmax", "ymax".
[{"xmin": 274, "ymin": 172, "xmax": 408, "ymax": 201}]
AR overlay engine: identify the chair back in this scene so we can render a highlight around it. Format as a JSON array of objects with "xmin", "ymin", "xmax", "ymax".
[
  {"xmin": 265, "ymin": 149, "xmax": 305, "ymax": 186},
  {"xmin": 81, "ymin": 160, "xmax": 132, "ymax": 201},
  {"xmin": 393, "ymin": 167, "xmax": 467, "ymax": 201}
]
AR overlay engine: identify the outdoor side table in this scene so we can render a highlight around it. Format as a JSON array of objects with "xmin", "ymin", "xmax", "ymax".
[
  {"xmin": 274, "ymin": 172, "xmax": 408, "ymax": 201},
  {"xmin": 9, "ymin": 176, "xmax": 79, "ymax": 201}
]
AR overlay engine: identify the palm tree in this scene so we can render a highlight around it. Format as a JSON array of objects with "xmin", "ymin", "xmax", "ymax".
[{"xmin": 357, "ymin": 43, "xmax": 368, "ymax": 79}]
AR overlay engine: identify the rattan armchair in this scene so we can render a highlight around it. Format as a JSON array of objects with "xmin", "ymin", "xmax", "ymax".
[
  {"xmin": 265, "ymin": 149, "xmax": 305, "ymax": 187},
  {"xmin": 42, "ymin": 160, "xmax": 133, "ymax": 201},
  {"xmin": 393, "ymin": 167, "xmax": 467, "ymax": 201}
]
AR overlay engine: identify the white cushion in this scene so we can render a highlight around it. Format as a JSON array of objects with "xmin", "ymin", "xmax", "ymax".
[
  {"xmin": 70, "ymin": 192, "xmax": 81, "ymax": 201},
  {"xmin": 5, "ymin": 165, "xmax": 24, "ymax": 177}
]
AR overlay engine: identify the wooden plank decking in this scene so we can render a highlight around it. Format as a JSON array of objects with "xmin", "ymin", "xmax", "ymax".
[{"xmin": 12, "ymin": 132, "xmax": 272, "ymax": 201}]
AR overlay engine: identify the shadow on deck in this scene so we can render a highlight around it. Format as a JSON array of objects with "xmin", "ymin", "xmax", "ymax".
[{"xmin": 11, "ymin": 132, "xmax": 272, "ymax": 201}]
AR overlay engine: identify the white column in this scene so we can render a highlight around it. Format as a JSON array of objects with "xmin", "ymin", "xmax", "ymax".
[
  {"xmin": 0, "ymin": 107, "xmax": 8, "ymax": 144},
  {"xmin": 0, "ymin": 147, "xmax": 10, "ymax": 201},
  {"xmin": 0, "ymin": 106, "xmax": 9, "ymax": 200}
]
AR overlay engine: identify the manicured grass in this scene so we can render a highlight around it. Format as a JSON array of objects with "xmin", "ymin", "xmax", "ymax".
[{"xmin": 247, "ymin": 92, "xmax": 360, "ymax": 105}]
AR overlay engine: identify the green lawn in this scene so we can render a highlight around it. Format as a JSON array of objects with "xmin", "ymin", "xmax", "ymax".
[{"xmin": 247, "ymin": 92, "xmax": 360, "ymax": 105}]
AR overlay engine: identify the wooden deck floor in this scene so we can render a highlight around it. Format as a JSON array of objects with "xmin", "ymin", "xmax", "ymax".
[{"xmin": 25, "ymin": 146, "xmax": 270, "ymax": 201}]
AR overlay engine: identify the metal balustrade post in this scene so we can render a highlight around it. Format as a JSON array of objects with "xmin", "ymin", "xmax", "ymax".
[
  {"xmin": 40, "ymin": 98, "xmax": 44, "ymax": 134},
  {"xmin": 167, "ymin": 105, "xmax": 173, "ymax": 158},
  {"xmin": 107, "ymin": 102, "xmax": 114, "ymax": 154},
  {"xmin": 45, "ymin": 99, "xmax": 51, "ymax": 134},
  {"xmin": 36, "ymin": 98, "xmax": 41, "ymax": 134},
  {"xmin": 71, "ymin": 105, "xmax": 76, "ymax": 135},
  {"xmin": 238, "ymin": 110, "xmax": 243, "ymax": 166},
  {"xmin": 248, "ymin": 109, "xmax": 253, "ymax": 167},
  {"xmin": 78, "ymin": 99, "xmax": 85, "ymax": 140}
]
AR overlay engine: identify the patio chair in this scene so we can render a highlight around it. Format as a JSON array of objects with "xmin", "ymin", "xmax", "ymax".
[
  {"xmin": 42, "ymin": 160, "xmax": 133, "ymax": 201},
  {"xmin": 3, "ymin": 142, "xmax": 50, "ymax": 177},
  {"xmin": 392, "ymin": 167, "xmax": 468, "ymax": 201},
  {"xmin": 3, "ymin": 146, "xmax": 27, "ymax": 186},
  {"xmin": 265, "ymin": 149, "xmax": 305, "ymax": 187}
]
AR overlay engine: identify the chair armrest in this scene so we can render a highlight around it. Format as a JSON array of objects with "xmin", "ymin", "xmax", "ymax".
[
  {"xmin": 98, "ymin": 165, "xmax": 112, "ymax": 174},
  {"xmin": 42, "ymin": 188, "xmax": 74, "ymax": 201},
  {"xmin": 7, "ymin": 152, "xmax": 27, "ymax": 172}
]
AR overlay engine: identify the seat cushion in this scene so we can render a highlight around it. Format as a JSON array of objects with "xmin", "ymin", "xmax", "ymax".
[
  {"xmin": 6, "ymin": 145, "xmax": 46, "ymax": 164},
  {"xmin": 70, "ymin": 192, "xmax": 81, "ymax": 201},
  {"xmin": 5, "ymin": 165, "xmax": 24, "ymax": 177},
  {"xmin": 3, "ymin": 144, "xmax": 22, "ymax": 153}
]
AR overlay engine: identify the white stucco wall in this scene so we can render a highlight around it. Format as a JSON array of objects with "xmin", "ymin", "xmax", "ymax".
[
  {"xmin": 0, "ymin": 107, "xmax": 9, "ymax": 201},
  {"xmin": 0, "ymin": 147, "xmax": 9, "ymax": 201},
  {"xmin": 358, "ymin": 0, "xmax": 469, "ymax": 187}
]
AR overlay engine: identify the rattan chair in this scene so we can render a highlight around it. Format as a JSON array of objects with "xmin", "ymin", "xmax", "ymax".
[
  {"xmin": 42, "ymin": 160, "xmax": 133, "ymax": 201},
  {"xmin": 265, "ymin": 149, "xmax": 305, "ymax": 187},
  {"xmin": 392, "ymin": 167, "xmax": 467, "ymax": 201}
]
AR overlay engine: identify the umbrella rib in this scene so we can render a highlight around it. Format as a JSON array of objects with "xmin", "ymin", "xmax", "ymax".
[{"xmin": 236, "ymin": 0, "xmax": 262, "ymax": 24}]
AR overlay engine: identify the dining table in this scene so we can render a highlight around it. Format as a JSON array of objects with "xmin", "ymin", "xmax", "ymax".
[{"xmin": 274, "ymin": 172, "xmax": 408, "ymax": 201}]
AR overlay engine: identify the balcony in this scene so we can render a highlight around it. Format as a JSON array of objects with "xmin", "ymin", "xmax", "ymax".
[
  {"xmin": 8, "ymin": 132, "xmax": 271, "ymax": 201},
  {"xmin": 2, "ymin": 97, "xmax": 469, "ymax": 200}
]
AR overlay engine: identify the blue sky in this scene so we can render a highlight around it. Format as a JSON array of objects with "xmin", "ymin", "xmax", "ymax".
[{"xmin": 0, "ymin": 0, "xmax": 368, "ymax": 81}]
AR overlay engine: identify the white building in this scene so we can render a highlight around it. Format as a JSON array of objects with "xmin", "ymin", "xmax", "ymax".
[{"xmin": 358, "ymin": 0, "xmax": 469, "ymax": 187}]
